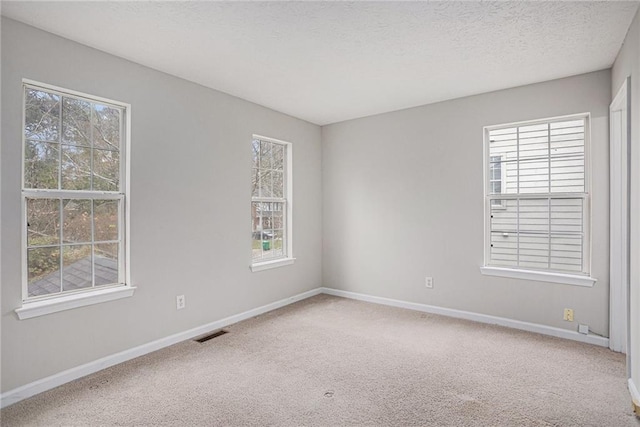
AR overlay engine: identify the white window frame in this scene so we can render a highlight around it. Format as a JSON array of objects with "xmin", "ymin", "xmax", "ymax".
[
  {"xmin": 250, "ymin": 134, "xmax": 295, "ymax": 272},
  {"xmin": 16, "ymin": 80, "xmax": 134, "ymax": 320},
  {"xmin": 480, "ymin": 113, "xmax": 596, "ymax": 287}
]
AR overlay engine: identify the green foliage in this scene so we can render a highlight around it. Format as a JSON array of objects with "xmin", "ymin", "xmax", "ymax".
[
  {"xmin": 28, "ymin": 244, "xmax": 94, "ymax": 283},
  {"xmin": 27, "ymin": 247, "xmax": 60, "ymax": 281}
]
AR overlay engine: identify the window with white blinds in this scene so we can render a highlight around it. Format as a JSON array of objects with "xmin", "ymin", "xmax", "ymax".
[{"xmin": 484, "ymin": 114, "xmax": 590, "ymax": 275}]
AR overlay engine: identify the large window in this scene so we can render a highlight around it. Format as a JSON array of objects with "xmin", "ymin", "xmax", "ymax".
[
  {"xmin": 483, "ymin": 114, "xmax": 591, "ymax": 279},
  {"xmin": 21, "ymin": 81, "xmax": 130, "ymax": 307},
  {"xmin": 250, "ymin": 135, "xmax": 293, "ymax": 270}
]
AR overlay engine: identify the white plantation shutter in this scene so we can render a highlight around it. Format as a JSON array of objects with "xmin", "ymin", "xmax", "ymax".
[{"xmin": 485, "ymin": 115, "xmax": 589, "ymax": 274}]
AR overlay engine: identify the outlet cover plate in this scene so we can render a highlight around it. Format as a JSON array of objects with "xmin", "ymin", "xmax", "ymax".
[
  {"xmin": 563, "ymin": 308, "xmax": 574, "ymax": 322},
  {"xmin": 177, "ymin": 295, "xmax": 185, "ymax": 310}
]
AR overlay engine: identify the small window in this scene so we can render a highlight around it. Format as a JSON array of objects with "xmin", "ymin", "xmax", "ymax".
[
  {"xmin": 489, "ymin": 155, "xmax": 505, "ymax": 208},
  {"xmin": 250, "ymin": 135, "xmax": 293, "ymax": 270},
  {"xmin": 22, "ymin": 81, "xmax": 129, "ymax": 302},
  {"xmin": 484, "ymin": 114, "xmax": 590, "ymax": 275}
]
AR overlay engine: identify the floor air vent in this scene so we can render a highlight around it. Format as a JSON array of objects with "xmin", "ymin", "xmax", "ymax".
[{"xmin": 195, "ymin": 330, "xmax": 228, "ymax": 343}]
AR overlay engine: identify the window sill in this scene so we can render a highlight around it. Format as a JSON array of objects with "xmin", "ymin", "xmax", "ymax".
[
  {"xmin": 480, "ymin": 266, "xmax": 596, "ymax": 287},
  {"xmin": 15, "ymin": 285, "xmax": 136, "ymax": 320},
  {"xmin": 251, "ymin": 257, "xmax": 296, "ymax": 272}
]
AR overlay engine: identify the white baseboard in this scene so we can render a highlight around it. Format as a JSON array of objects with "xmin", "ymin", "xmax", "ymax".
[
  {"xmin": 321, "ymin": 287, "xmax": 610, "ymax": 348},
  {"xmin": 630, "ymin": 378, "xmax": 640, "ymax": 408},
  {"xmin": 1, "ymin": 285, "xmax": 612, "ymax": 409},
  {"xmin": 0, "ymin": 287, "xmax": 322, "ymax": 409}
]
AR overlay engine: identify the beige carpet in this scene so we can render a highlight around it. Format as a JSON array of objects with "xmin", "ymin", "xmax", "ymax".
[{"xmin": 2, "ymin": 294, "xmax": 638, "ymax": 426}]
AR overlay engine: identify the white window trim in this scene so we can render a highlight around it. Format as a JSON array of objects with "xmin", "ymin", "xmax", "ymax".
[
  {"xmin": 18, "ymin": 79, "xmax": 133, "ymax": 319},
  {"xmin": 250, "ymin": 257, "xmax": 296, "ymax": 273},
  {"xmin": 480, "ymin": 266, "xmax": 596, "ymax": 287},
  {"xmin": 250, "ymin": 134, "xmax": 295, "ymax": 271},
  {"xmin": 16, "ymin": 285, "xmax": 136, "ymax": 320},
  {"xmin": 481, "ymin": 113, "xmax": 596, "ymax": 286}
]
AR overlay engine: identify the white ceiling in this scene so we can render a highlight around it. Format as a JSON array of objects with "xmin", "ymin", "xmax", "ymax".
[{"xmin": 2, "ymin": 1, "xmax": 638, "ymax": 125}]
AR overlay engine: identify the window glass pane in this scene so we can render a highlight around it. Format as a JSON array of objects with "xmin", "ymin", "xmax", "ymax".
[
  {"xmin": 518, "ymin": 233, "xmax": 549, "ymax": 269},
  {"xmin": 93, "ymin": 104, "xmax": 120, "ymax": 150},
  {"xmin": 519, "ymin": 123, "xmax": 548, "ymax": 133},
  {"xmin": 94, "ymin": 200, "xmax": 119, "ymax": 241},
  {"xmin": 93, "ymin": 149, "xmax": 119, "ymax": 191},
  {"xmin": 259, "ymin": 170, "xmax": 273, "ymax": 198},
  {"xmin": 27, "ymin": 198, "xmax": 60, "ymax": 246},
  {"xmin": 251, "ymin": 168, "xmax": 260, "ymax": 198},
  {"xmin": 518, "ymin": 126, "xmax": 549, "ymax": 161},
  {"xmin": 550, "ymin": 235, "xmax": 583, "ymax": 272},
  {"xmin": 62, "ymin": 97, "xmax": 91, "ymax": 146},
  {"xmin": 25, "ymin": 89, "xmax": 59, "ymax": 142},
  {"xmin": 95, "ymin": 243, "xmax": 119, "ymax": 286},
  {"xmin": 251, "ymin": 139, "xmax": 260, "ymax": 169},
  {"xmin": 550, "ymin": 130, "xmax": 584, "ymax": 153},
  {"xmin": 489, "ymin": 230, "xmax": 517, "ymax": 268},
  {"xmin": 489, "ymin": 157, "xmax": 502, "ymax": 195},
  {"xmin": 518, "ymin": 198, "xmax": 549, "ymax": 234},
  {"xmin": 25, "ymin": 141, "xmax": 59, "ymax": 189},
  {"xmin": 272, "ymin": 144, "xmax": 284, "ymax": 170},
  {"xmin": 63, "ymin": 199, "xmax": 92, "ymax": 243},
  {"xmin": 251, "ymin": 201, "xmax": 287, "ymax": 261},
  {"xmin": 273, "ymin": 210, "xmax": 284, "ymax": 229},
  {"xmin": 550, "ymin": 120, "xmax": 584, "ymax": 193},
  {"xmin": 550, "ymin": 155, "xmax": 584, "ymax": 193},
  {"xmin": 272, "ymin": 171, "xmax": 284, "ymax": 198},
  {"xmin": 518, "ymin": 158, "xmax": 549, "ymax": 194},
  {"xmin": 550, "ymin": 198, "xmax": 582, "ymax": 234},
  {"xmin": 490, "ymin": 166, "xmax": 500, "ymax": 181},
  {"xmin": 490, "ymin": 199, "xmax": 517, "ymax": 233},
  {"xmin": 61, "ymin": 144, "xmax": 91, "ymax": 190},
  {"xmin": 252, "ymin": 236, "xmax": 263, "ymax": 261},
  {"xmin": 28, "ymin": 247, "xmax": 61, "ymax": 297},
  {"xmin": 252, "ymin": 202, "xmax": 266, "ymax": 261},
  {"xmin": 260, "ymin": 141, "xmax": 272, "ymax": 169},
  {"xmin": 273, "ymin": 229, "xmax": 284, "ymax": 258},
  {"xmin": 62, "ymin": 245, "xmax": 92, "ymax": 291},
  {"xmin": 488, "ymin": 129, "xmax": 517, "ymax": 161},
  {"xmin": 489, "ymin": 197, "xmax": 586, "ymax": 273},
  {"xmin": 251, "ymin": 202, "xmax": 261, "ymax": 233},
  {"xmin": 262, "ymin": 203, "xmax": 274, "ymax": 230}
]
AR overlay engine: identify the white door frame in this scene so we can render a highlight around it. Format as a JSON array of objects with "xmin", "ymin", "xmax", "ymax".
[{"xmin": 610, "ymin": 77, "xmax": 631, "ymax": 355}]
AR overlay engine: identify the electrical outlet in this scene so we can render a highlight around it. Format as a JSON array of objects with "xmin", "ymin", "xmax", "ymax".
[
  {"xmin": 563, "ymin": 308, "xmax": 574, "ymax": 322},
  {"xmin": 176, "ymin": 295, "xmax": 186, "ymax": 310},
  {"xmin": 425, "ymin": 277, "xmax": 433, "ymax": 288}
]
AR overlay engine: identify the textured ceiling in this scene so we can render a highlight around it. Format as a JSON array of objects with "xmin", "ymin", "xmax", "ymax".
[{"xmin": 2, "ymin": 1, "xmax": 638, "ymax": 125}]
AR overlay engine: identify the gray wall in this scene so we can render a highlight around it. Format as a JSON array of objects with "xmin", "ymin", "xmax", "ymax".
[
  {"xmin": 612, "ymin": 6, "xmax": 640, "ymax": 394},
  {"xmin": 1, "ymin": 18, "xmax": 322, "ymax": 392},
  {"xmin": 322, "ymin": 70, "xmax": 611, "ymax": 334}
]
